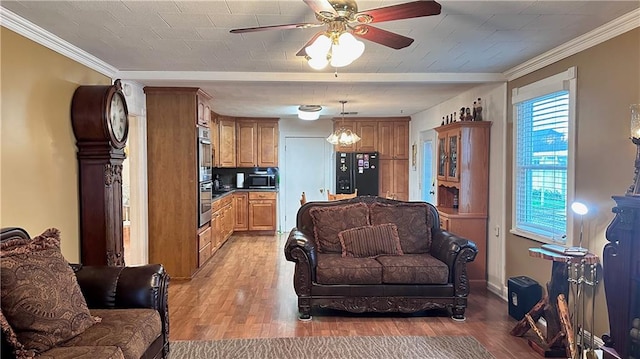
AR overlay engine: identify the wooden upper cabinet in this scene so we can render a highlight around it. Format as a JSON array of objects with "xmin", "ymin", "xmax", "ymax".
[
  {"xmin": 197, "ymin": 91, "xmax": 212, "ymax": 127},
  {"xmin": 217, "ymin": 116, "xmax": 236, "ymax": 167},
  {"xmin": 236, "ymin": 120, "xmax": 257, "ymax": 167},
  {"xmin": 378, "ymin": 119, "xmax": 410, "ymax": 159},
  {"xmin": 236, "ymin": 118, "xmax": 279, "ymax": 167},
  {"xmin": 355, "ymin": 121, "xmax": 378, "ymax": 152},
  {"xmin": 257, "ymin": 121, "xmax": 278, "ymax": 167},
  {"xmin": 211, "ymin": 112, "xmax": 220, "ymax": 167}
]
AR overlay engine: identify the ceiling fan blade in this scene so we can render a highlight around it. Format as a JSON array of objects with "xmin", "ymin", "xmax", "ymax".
[
  {"xmin": 295, "ymin": 32, "xmax": 324, "ymax": 57},
  {"xmin": 303, "ymin": 0, "xmax": 337, "ymax": 17},
  {"xmin": 230, "ymin": 22, "xmax": 323, "ymax": 34},
  {"xmin": 356, "ymin": 1, "xmax": 441, "ymax": 24},
  {"xmin": 351, "ymin": 25, "xmax": 414, "ymax": 49}
]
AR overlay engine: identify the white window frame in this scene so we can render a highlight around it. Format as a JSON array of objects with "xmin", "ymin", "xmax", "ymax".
[{"xmin": 510, "ymin": 67, "xmax": 577, "ymax": 245}]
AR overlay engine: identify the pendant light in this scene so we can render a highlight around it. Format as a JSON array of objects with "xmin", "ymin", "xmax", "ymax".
[{"xmin": 327, "ymin": 101, "xmax": 361, "ymax": 146}]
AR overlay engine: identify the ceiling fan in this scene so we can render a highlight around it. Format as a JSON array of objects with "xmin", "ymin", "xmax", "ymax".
[{"xmin": 230, "ymin": 0, "xmax": 442, "ymax": 69}]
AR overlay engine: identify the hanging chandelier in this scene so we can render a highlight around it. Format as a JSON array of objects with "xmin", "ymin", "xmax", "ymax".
[
  {"xmin": 305, "ymin": 22, "xmax": 365, "ymax": 70},
  {"xmin": 327, "ymin": 100, "xmax": 361, "ymax": 146}
]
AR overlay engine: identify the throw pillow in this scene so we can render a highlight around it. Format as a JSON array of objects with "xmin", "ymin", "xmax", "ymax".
[
  {"xmin": 370, "ymin": 202, "xmax": 432, "ymax": 253},
  {"xmin": 338, "ymin": 223, "xmax": 403, "ymax": 258},
  {"xmin": 309, "ymin": 202, "xmax": 370, "ymax": 253},
  {"xmin": 0, "ymin": 228, "xmax": 97, "ymax": 354},
  {"xmin": 0, "ymin": 310, "xmax": 35, "ymax": 359}
]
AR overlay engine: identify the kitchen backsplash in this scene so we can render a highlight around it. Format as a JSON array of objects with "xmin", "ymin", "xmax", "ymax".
[{"xmin": 213, "ymin": 167, "xmax": 279, "ymax": 189}]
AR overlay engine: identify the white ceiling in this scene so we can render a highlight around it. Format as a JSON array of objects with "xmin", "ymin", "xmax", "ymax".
[{"xmin": 2, "ymin": 0, "xmax": 638, "ymax": 119}]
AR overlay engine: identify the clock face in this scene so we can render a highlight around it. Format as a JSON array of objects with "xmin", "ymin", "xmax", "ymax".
[{"xmin": 109, "ymin": 93, "xmax": 127, "ymax": 142}]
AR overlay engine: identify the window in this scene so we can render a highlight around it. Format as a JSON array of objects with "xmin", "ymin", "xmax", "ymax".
[{"xmin": 511, "ymin": 67, "xmax": 576, "ymax": 244}]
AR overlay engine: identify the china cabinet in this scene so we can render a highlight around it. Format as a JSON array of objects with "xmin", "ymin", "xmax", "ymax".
[{"xmin": 435, "ymin": 121, "xmax": 491, "ymax": 283}]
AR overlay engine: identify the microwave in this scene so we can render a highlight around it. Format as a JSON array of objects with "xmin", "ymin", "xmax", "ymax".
[{"xmin": 247, "ymin": 173, "xmax": 276, "ymax": 189}]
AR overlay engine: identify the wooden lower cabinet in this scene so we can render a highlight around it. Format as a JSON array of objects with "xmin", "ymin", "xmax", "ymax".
[
  {"xmin": 233, "ymin": 192, "xmax": 249, "ymax": 231},
  {"xmin": 233, "ymin": 191, "xmax": 277, "ymax": 232},
  {"xmin": 248, "ymin": 192, "xmax": 277, "ymax": 231},
  {"xmin": 197, "ymin": 226, "xmax": 212, "ymax": 267},
  {"xmin": 210, "ymin": 195, "xmax": 234, "ymax": 258},
  {"xmin": 438, "ymin": 209, "xmax": 487, "ymax": 284}
]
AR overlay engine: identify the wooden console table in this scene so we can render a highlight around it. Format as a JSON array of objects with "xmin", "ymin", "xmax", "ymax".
[{"xmin": 511, "ymin": 247, "xmax": 599, "ymax": 358}]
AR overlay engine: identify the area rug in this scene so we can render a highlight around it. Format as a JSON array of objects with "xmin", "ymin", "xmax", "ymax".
[{"xmin": 170, "ymin": 336, "xmax": 495, "ymax": 359}]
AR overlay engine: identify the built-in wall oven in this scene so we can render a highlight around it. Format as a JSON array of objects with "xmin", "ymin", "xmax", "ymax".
[
  {"xmin": 198, "ymin": 126, "xmax": 213, "ymax": 227},
  {"xmin": 199, "ymin": 181, "xmax": 212, "ymax": 227},
  {"xmin": 198, "ymin": 126, "xmax": 212, "ymax": 182}
]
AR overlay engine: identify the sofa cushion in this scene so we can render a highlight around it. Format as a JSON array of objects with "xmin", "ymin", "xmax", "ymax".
[
  {"xmin": 316, "ymin": 254, "xmax": 382, "ymax": 285},
  {"xmin": 370, "ymin": 202, "xmax": 432, "ymax": 254},
  {"xmin": 338, "ymin": 223, "xmax": 403, "ymax": 258},
  {"xmin": 38, "ymin": 345, "xmax": 125, "ymax": 359},
  {"xmin": 309, "ymin": 203, "xmax": 370, "ymax": 253},
  {"xmin": 376, "ymin": 254, "xmax": 449, "ymax": 284},
  {"xmin": 0, "ymin": 228, "xmax": 97, "ymax": 354},
  {"xmin": 60, "ymin": 309, "xmax": 161, "ymax": 359}
]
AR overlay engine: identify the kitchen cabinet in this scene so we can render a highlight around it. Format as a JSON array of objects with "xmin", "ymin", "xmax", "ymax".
[
  {"xmin": 434, "ymin": 121, "xmax": 491, "ymax": 283},
  {"xmin": 379, "ymin": 159, "xmax": 409, "ymax": 201},
  {"xmin": 378, "ymin": 119, "xmax": 409, "ymax": 160},
  {"xmin": 355, "ymin": 121, "xmax": 378, "ymax": 152},
  {"xmin": 211, "ymin": 194, "xmax": 234, "ymax": 256},
  {"xmin": 233, "ymin": 192, "xmax": 249, "ymax": 231},
  {"xmin": 233, "ymin": 191, "xmax": 277, "ymax": 232},
  {"xmin": 197, "ymin": 96, "xmax": 211, "ymax": 127},
  {"xmin": 144, "ymin": 86, "xmax": 213, "ymax": 279},
  {"xmin": 236, "ymin": 119, "xmax": 279, "ymax": 167},
  {"xmin": 248, "ymin": 192, "xmax": 277, "ymax": 231},
  {"xmin": 217, "ymin": 116, "xmax": 237, "ymax": 168},
  {"xmin": 197, "ymin": 225, "xmax": 212, "ymax": 267}
]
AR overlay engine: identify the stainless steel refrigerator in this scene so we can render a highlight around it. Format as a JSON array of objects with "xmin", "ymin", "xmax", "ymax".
[{"xmin": 335, "ymin": 151, "xmax": 379, "ymax": 196}]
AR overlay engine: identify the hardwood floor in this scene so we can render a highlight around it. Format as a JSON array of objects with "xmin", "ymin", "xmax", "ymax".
[{"xmin": 168, "ymin": 233, "xmax": 541, "ymax": 358}]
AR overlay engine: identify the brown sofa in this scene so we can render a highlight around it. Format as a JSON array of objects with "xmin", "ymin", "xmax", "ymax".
[
  {"xmin": 284, "ymin": 196, "xmax": 478, "ymax": 321},
  {"xmin": 0, "ymin": 227, "xmax": 169, "ymax": 359}
]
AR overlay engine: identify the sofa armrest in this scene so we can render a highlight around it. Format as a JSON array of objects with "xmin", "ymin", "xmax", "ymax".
[
  {"xmin": 430, "ymin": 229, "xmax": 478, "ymax": 278},
  {"xmin": 284, "ymin": 229, "xmax": 317, "ymax": 296},
  {"xmin": 75, "ymin": 264, "xmax": 170, "ymax": 355}
]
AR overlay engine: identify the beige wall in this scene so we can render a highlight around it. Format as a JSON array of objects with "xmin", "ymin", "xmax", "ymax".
[
  {"xmin": 0, "ymin": 28, "xmax": 110, "ymax": 262},
  {"xmin": 505, "ymin": 28, "xmax": 640, "ymax": 336}
]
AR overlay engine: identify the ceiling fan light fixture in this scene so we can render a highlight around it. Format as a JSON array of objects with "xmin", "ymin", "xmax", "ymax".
[
  {"xmin": 298, "ymin": 105, "xmax": 322, "ymax": 120},
  {"xmin": 306, "ymin": 34, "xmax": 331, "ymax": 59},
  {"xmin": 308, "ymin": 56, "xmax": 329, "ymax": 70}
]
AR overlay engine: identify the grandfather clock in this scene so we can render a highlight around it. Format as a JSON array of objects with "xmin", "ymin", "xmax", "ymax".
[{"xmin": 71, "ymin": 79, "xmax": 129, "ymax": 266}]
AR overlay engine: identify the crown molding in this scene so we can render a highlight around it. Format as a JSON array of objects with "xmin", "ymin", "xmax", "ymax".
[
  {"xmin": 0, "ymin": 7, "xmax": 117, "ymax": 77},
  {"xmin": 504, "ymin": 8, "xmax": 640, "ymax": 81},
  {"xmin": 116, "ymin": 70, "xmax": 506, "ymax": 84}
]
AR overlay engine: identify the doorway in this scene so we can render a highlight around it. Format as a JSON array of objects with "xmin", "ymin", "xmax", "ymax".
[
  {"xmin": 421, "ymin": 130, "xmax": 436, "ymax": 204},
  {"xmin": 122, "ymin": 114, "xmax": 148, "ymax": 265},
  {"xmin": 283, "ymin": 137, "xmax": 331, "ymax": 232}
]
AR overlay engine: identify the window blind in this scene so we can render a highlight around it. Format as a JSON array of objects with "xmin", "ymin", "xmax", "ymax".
[{"xmin": 515, "ymin": 90, "xmax": 569, "ymax": 242}]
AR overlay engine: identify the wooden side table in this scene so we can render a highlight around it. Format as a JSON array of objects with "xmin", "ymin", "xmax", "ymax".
[{"xmin": 511, "ymin": 247, "xmax": 599, "ymax": 358}]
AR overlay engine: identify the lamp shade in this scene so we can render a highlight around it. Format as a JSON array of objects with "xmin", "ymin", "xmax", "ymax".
[{"xmin": 571, "ymin": 201, "xmax": 588, "ymax": 215}]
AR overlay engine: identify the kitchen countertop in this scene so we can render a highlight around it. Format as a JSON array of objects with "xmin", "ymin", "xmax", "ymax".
[{"xmin": 212, "ymin": 188, "xmax": 278, "ymax": 200}]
